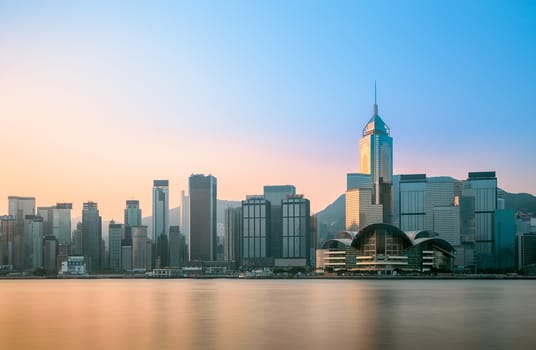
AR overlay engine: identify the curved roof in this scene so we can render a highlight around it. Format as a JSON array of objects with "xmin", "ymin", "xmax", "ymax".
[
  {"xmin": 351, "ymin": 223, "xmax": 413, "ymax": 249},
  {"xmin": 321, "ymin": 238, "xmax": 352, "ymax": 249},
  {"xmin": 405, "ymin": 230, "xmax": 439, "ymax": 241},
  {"xmin": 413, "ymin": 237, "xmax": 456, "ymax": 256},
  {"xmin": 336, "ymin": 231, "xmax": 357, "ymax": 240}
]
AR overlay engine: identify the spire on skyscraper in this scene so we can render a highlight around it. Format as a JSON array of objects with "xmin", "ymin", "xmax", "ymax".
[{"xmin": 363, "ymin": 82, "xmax": 389, "ymax": 136}]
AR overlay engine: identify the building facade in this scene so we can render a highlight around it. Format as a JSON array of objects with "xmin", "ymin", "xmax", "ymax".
[
  {"xmin": 189, "ymin": 174, "xmax": 217, "ymax": 261},
  {"xmin": 82, "ymin": 202, "xmax": 102, "ymax": 273},
  {"xmin": 152, "ymin": 180, "xmax": 169, "ymax": 241},
  {"xmin": 109, "ymin": 221, "xmax": 122, "ymax": 272},
  {"xmin": 281, "ymin": 195, "xmax": 311, "ymax": 265},
  {"xmin": 224, "ymin": 207, "xmax": 242, "ymax": 264},
  {"xmin": 242, "ymin": 196, "xmax": 270, "ymax": 265}
]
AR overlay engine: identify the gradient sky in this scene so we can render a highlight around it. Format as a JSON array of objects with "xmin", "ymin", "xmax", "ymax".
[{"xmin": 1, "ymin": 0, "xmax": 535, "ymax": 221}]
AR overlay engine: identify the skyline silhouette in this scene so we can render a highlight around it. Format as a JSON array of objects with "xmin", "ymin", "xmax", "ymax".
[{"xmin": 1, "ymin": 1, "xmax": 535, "ymax": 220}]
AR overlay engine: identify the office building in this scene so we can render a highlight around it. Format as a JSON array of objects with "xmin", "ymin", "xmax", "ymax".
[
  {"xmin": 346, "ymin": 91, "xmax": 393, "ymax": 230},
  {"xmin": 169, "ymin": 225, "xmax": 186, "ymax": 267},
  {"xmin": 25, "ymin": 215, "xmax": 43, "ymax": 271},
  {"xmin": 0, "ymin": 216, "xmax": 16, "ymax": 267},
  {"xmin": 37, "ymin": 203, "xmax": 72, "ymax": 245},
  {"xmin": 242, "ymin": 196, "xmax": 270, "ymax": 265},
  {"xmin": 189, "ymin": 174, "xmax": 217, "ymax": 261},
  {"xmin": 8, "ymin": 196, "xmax": 36, "ymax": 218},
  {"xmin": 8, "ymin": 196, "xmax": 35, "ymax": 271},
  {"xmin": 346, "ymin": 188, "xmax": 383, "ymax": 231},
  {"xmin": 71, "ymin": 222, "xmax": 83, "ymax": 256},
  {"xmin": 263, "ymin": 185, "xmax": 295, "ymax": 259},
  {"xmin": 121, "ymin": 245, "xmax": 132, "ymax": 271},
  {"xmin": 517, "ymin": 233, "xmax": 536, "ymax": 274},
  {"xmin": 43, "ymin": 235, "xmax": 58, "ymax": 274},
  {"xmin": 109, "ymin": 221, "xmax": 122, "ymax": 272},
  {"xmin": 82, "ymin": 202, "xmax": 102, "ymax": 273},
  {"xmin": 466, "ymin": 172, "xmax": 497, "ymax": 270},
  {"xmin": 152, "ymin": 181, "xmax": 169, "ymax": 241},
  {"xmin": 358, "ymin": 92, "xmax": 393, "ymax": 223},
  {"xmin": 132, "ymin": 225, "xmax": 147, "ymax": 270},
  {"xmin": 224, "ymin": 207, "xmax": 242, "ymax": 264},
  {"xmin": 282, "ymin": 195, "xmax": 311, "ymax": 265},
  {"xmin": 495, "ymin": 207, "xmax": 516, "ymax": 271},
  {"xmin": 124, "ymin": 200, "xmax": 141, "ymax": 241},
  {"xmin": 181, "ymin": 190, "xmax": 190, "ymax": 247}
]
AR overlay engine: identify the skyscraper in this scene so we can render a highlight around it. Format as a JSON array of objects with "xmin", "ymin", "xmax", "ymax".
[
  {"xmin": 224, "ymin": 207, "xmax": 242, "ymax": 264},
  {"xmin": 124, "ymin": 200, "xmax": 141, "ymax": 241},
  {"xmin": 37, "ymin": 203, "xmax": 72, "ymax": 245},
  {"xmin": 82, "ymin": 202, "xmax": 102, "ymax": 273},
  {"xmin": 358, "ymin": 88, "xmax": 393, "ymax": 224},
  {"xmin": 109, "ymin": 221, "xmax": 122, "ymax": 272},
  {"xmin": 8, "ymin": 196, "xmax": 35, "ymax": 271},
  {"xmin": 281, "ymin": 195, "xmax": 311, "ymax": 265},
  {"xmin": 132, "ymin": 225, "xmax": 148, "ymax": 270},
  {"xmin": 346, "ymin": 87, "xmax": 393, "ymax": 230},
  {"xmin": 124, "ymin": 200, "xmax": 141, "ymax": 227},
  {"xmin": 189, "ymin": 174, "xmax": 217, "ymax": 261},
  {"xmin": 263, "ymin": 185, "xmax": 296, "ymax": 259},
  {"xmin": 8, "ymin": 196, "xmax": 36, "ymax": 218},
  {"xmin": 152, "ymin": 180, "xmax": 169, "ymax": 241},
  {"xmin": 466, "ymin": 171, "xmax": 497, "ymax": 270},
  {"xmin": 181, "ymin": 190, "xmax": 190, "ymax": 249},
  {"xmin": 242, "ymin": 196, "xmax": 270, "ymax": 264}
]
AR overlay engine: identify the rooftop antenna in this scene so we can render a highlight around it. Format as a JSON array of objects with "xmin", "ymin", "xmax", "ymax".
[{"xmin": 373, "ymin": 80, "xmax": 378, "ymax": 115}]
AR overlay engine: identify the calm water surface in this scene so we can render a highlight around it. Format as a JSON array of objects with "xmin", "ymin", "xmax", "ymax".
[{"xmin": 0, "ymin": 279, "xmax": 534, "ymax": 350}]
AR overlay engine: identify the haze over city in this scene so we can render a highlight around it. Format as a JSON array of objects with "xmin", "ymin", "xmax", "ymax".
[{"xmin": 1, "ymin": 0, "xmax": 535, "ymax": 220}]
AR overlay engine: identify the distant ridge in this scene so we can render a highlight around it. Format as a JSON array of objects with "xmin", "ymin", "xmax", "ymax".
[{"xmin": 315, "ymin": 189, "xmax": 536, "ymax": 239}]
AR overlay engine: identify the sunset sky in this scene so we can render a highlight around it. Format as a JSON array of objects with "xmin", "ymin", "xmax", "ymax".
[{"xmin": 1, "ymin": 0, "xmax": 535, "ymax": 221}]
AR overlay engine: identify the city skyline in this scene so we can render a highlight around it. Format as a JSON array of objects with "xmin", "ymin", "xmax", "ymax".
[{"xmin": 1, "ymin": 1, "xmax": 535, "ymax": 221}]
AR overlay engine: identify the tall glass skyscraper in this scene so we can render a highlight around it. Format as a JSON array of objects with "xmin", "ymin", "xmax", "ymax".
[
  {"xmin": 189, "ymin": 174, "xmax": 217, "ymax": 261},
  {"xmin": 82, "ymin": 202, "xmax": 102, "ymax": 273},
  {"xmin": 346, "ymin": 89, "xmax": 393, "ymax": 230},
  {"xmin": 152, "ymin": 180, "xmax": 169, "ymax": 241},
  {"xmin": 359, "ymin": 97, "xmax": 393, "ymax": 224}
]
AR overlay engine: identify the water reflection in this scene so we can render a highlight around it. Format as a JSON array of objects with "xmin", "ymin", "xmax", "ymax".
[{"xmin": 0, "ymin": 280, "xmax": 534, "ymax": 350}]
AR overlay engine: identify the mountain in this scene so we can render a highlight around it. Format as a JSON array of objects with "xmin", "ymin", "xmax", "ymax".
[
  {"xmin": 316, "ymin": 193, "xmax": 345, "ymax": 237},
  {"xmin": 315, "ymin": 189, "xmax": 536, "ymax": 239},
  {"xmin": 499, "ymin": 189, "xmax": 536, "ymax": 215}
]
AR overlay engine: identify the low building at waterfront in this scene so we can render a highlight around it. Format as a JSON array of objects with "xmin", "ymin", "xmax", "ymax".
[
  {"xmin": 60, "ymin": 256, "xmax": 87, "ymax": 275},
  {"xmin": 316, "ymin": 223, "xmax": 455, "ymax": 274}
]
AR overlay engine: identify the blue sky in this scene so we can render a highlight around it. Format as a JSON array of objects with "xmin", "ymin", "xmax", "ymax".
[{"xmin": 1, "ymin": 0, "xmax": 535, "ymax": 218}]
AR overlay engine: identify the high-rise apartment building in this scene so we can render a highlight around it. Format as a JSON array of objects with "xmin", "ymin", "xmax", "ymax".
[
  {"xmin": 189, "ymin": 174, "xmax": 217, "ymax": 261},
  {"xmin": 82, "ymin": 202, "xmax": 102, "ymax": 273}
]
